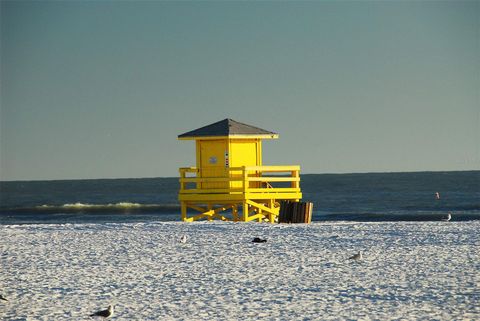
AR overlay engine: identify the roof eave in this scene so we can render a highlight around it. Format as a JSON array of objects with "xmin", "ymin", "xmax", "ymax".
[{"xmin": 178, "ymin": 134, "xmax": 279, "ymax": 140}]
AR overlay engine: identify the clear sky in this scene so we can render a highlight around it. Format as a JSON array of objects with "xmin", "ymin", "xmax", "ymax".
[{"xmin": 1, "ymin": 1, "xmax": 479, "ymax": 181}]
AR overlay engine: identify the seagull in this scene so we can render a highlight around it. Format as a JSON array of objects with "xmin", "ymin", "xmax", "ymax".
[
  {"xmin": 0, "ymin": 294, "xmax": 7, "ymax": 301},
  {"xmin": 442, "ymin": 213, "xmax": 452, "ymax": 222},
  {"xmin": 180, "ymin": 235, "xmax": 187, "ymax": 243},
  {"xmin": 90, "ymin": 305, "xmax": 114, "ymax": 319},
  {"xmin": 348, "ymin": 251, "xmax": 363, "ymax": 261},
  {"xmin": 435, "ymin": 192, "xmax": 440, "ymax": 200},
  {"xmin": 252, "ymin": 237, "xmax": 267, "ymax": 243}
]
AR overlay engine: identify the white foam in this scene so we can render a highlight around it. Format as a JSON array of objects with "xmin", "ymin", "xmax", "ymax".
[{"xmin": 61, "ymin": 202, "xmax": 142, "ymax": 209}]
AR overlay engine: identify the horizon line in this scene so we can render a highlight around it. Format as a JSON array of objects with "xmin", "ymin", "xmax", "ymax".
[{"xmin": 1, "ymin": 169, "xmax": 479, "ymax": 183}]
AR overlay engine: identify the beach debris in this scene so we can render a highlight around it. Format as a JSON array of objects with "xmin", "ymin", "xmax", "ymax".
[
  {"xmin": 442, "ymin": 212, "xmax": 452, "ymax": 222},
  {"xmin": 90, "ymin": 305, "xmax": 114, "ymax": 319},
  {"xmin": 348, "ymin": 251, "xmax": 363, "ymax": 261},
  {"xmin": 435, "ymin": 192, "xmax": 440, "ymax": 200},
  {"xmin": 180, "ymin": 235, "xmax": 187, "ymax": 243},
  {"xmin": 252, "ymin": 237, "xmax": 267, "ymax": 243},
  {"xmin": 0, "ymin": 294, "xmax": 8, "ymax": 301}
]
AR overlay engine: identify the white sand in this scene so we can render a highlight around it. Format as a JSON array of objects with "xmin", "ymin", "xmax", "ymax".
[{"xmin": 1, "ymin": 221, "xmax": 479, "ymax": 320}]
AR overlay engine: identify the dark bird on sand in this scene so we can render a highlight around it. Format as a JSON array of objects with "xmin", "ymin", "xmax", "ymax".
[
  {"xmin": 348, "ymin": 251, "xmax": 363, "ymax": 261},
  {"xmin": 90, "ymin": 305, "xmax": 114, "ymax": 319},
  {"xmin": 252, "ymin": 237, "xmax": 267, "ymax": 243},
  {"xmin": 0, "ymin": 294, "xmax": 7, "ymax": 301}
]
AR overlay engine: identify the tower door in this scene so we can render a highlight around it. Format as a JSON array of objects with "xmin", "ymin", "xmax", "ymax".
[
  {"xmin": 199, "ymin": 140, "xmax": 227, "ymax": 189},
  {"xmin": 230, "ymin": 140, "xmax": 260, "ymax": 188}
]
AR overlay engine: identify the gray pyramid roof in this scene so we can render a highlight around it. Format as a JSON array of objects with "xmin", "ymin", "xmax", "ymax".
[{"xmin": 178, "ymin": 119, "xmax": 277, "ymax": 139}]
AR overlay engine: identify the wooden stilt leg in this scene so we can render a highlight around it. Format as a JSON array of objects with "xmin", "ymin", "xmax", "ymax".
[
  {"xmin": 243, "ymin": 202, "xmax": 249, "ymax": 222},
  {"xmin": 233, "ymin": 205, "xmax": 239, "ymax": 222}
]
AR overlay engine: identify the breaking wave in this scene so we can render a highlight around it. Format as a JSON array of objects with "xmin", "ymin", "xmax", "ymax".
[{"xmin": 1, "ymin": 202, "xmax": 180, "ymax": 214}]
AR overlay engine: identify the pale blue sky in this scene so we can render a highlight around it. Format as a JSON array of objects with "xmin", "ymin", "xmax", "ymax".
[{"xmin": 1, "ymin": 1, "xmax": 479, "ymax": 181}]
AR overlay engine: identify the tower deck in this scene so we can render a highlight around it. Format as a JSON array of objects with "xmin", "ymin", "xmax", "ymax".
[{"xmin": 179, "ymin": 165, "xmax": 301, "ymax": 222}]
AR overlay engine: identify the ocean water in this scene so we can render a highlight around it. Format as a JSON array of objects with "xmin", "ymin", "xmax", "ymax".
[{"xmin": 0, "ymin": 171, "xmax": 478, "ymax": 225}]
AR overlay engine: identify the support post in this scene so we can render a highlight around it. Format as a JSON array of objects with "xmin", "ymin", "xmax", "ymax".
[
  {"xmin": 268, "ymin": 199, "xmax": 275, "ymax": 223},
  {"xmin": 232, "ymin": 205, "xmax": 239, "ymax": 222},
  {"xmin": 242, "ymin": 201, "xmax": 249, "ymax": 222}
]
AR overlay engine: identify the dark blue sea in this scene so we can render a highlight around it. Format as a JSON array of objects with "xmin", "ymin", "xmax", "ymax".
[{"xmin": 0, "ymin": 171, "xmax": 478, "ymax": 225}]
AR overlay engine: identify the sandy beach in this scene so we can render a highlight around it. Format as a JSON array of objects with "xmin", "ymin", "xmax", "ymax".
[{"xmin": 1, "ymin": 221, "xmax": 479, "ymax": 320}]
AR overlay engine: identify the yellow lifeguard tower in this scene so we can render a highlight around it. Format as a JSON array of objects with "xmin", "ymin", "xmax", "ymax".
[{"xmin": 178, "ymin": 119, "xmax": 302, "ymax": 223}]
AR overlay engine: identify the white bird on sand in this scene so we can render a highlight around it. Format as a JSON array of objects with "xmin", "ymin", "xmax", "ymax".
[
  {"xmin": 0, "ymin": 294, "xmax": 8, "ymax": 301},
  {"xmin": 180, "ymin": 235, "xmax": 187, "ymax": 243},
  {"xmin": 90, "ymin": 305, "xmax": 114, "ymax": 319},
  {"xmin": 349, "ymin": 251, "xmax": 363, "ymax": 261},
  {"xmin": 442, "ymin": 213, "xmax": 452, "ymax": 222}
]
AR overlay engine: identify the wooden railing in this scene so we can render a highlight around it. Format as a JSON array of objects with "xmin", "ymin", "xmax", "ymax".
[{"xmin": 179, "ymin": 166, "xmax": 300, "ymax": 194}]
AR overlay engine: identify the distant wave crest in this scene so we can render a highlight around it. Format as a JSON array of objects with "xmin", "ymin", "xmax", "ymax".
[
  {"xmin": 1, "ymin": 202, "xmax": 180, "ymax": 214},
  {"xmin": 39, "ymin": 202, "xmax": 143, "ymax": 209}
]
